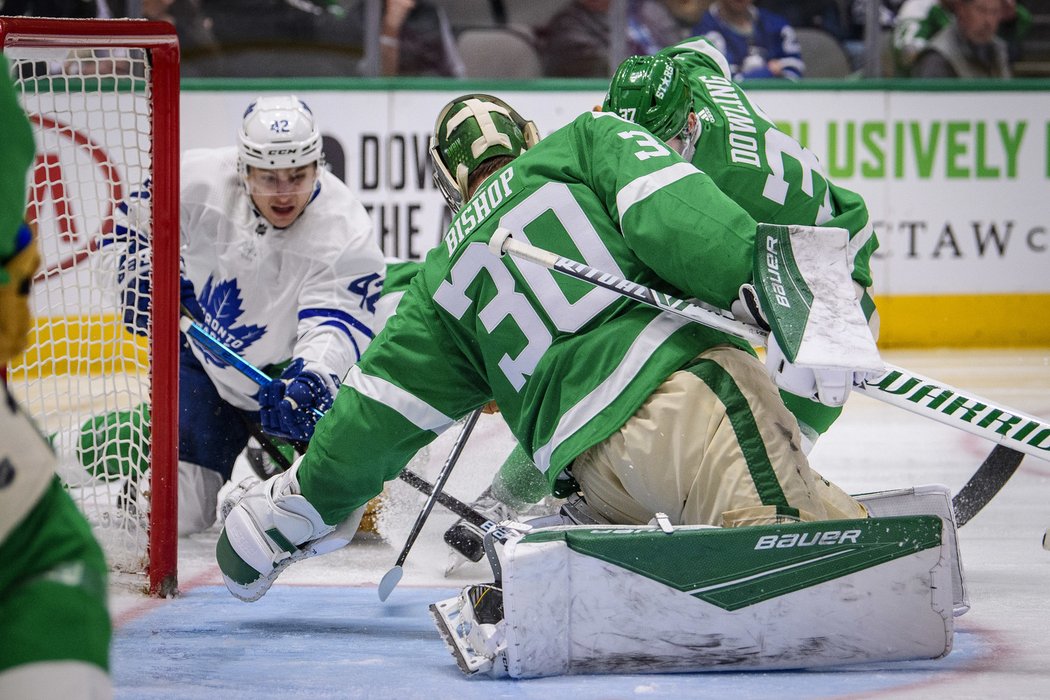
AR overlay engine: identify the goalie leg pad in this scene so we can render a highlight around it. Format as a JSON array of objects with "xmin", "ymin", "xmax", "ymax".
[
  {"xmin": 217, "ymin": 459, "xmax": 363, "ymax": 602},
  {"xmin": 855, "ymin": 483, "xmax": 968, "ymax": 615},
  {"xmin": 433, "ymin": 517, "xmax": 954, "ymax": 678}
]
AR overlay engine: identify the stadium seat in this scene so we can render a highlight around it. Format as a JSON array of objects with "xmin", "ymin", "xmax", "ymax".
[
  {"xmin": 457, "ymin": 26, "xmax": 542, "ymax": 78},
  {"xmin": 504, "ymin": 0, "xmax": 572, "ymax": 29},
  {"xmin": 794, "ymin": 27, "xmax": 852, "ymax": 78},
  {"xmin": 444, "ymin": 0, "xmax": 499, "ymax": 30}
]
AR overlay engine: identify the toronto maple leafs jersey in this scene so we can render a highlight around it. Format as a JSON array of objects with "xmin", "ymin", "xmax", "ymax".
[
  {"xmin": 695, "ymin": 6, "xmax": 804, "ymax": 81},
  {"xmin": 297, "ymin": 111, "xmax": 759, "ymax": 523},
  {"xmin": 180, "ymin": 147, "xmax": 384, "ymax": 410}
]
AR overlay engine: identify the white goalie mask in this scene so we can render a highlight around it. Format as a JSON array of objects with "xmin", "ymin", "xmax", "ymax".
[{"xmin": 237, "ymin": 95, "xmax": 323, "ymax": 179}]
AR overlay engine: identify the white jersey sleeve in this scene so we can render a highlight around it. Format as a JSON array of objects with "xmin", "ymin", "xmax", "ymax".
[{"xmin": 179, "ymin": 147, "xmax": 384, "ymax": 409}]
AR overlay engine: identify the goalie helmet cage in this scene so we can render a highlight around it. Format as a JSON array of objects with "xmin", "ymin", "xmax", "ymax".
[{"xmin": 1, "ymin": 17, "xmax": 179, "ymax": 597}]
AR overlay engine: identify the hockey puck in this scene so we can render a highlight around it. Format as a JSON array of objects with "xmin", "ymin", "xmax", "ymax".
[{"xmin": 443, "ymin": 524, "xmax": 486, "ymax": 562}]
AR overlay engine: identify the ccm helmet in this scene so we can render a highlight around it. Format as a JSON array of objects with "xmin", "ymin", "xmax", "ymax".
[
  {"xmin": 429, "ymin": 94, "xmax": 540, "ymax": 213},
  {"xmin": 238, "ymin": 95, "xmax": 323, "ymax": 173},
  {"xmin": 603, "ymin": 55, "xmax": 694, "ymax": 144}
]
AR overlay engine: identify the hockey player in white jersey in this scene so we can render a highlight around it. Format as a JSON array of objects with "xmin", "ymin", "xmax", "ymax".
[{"xmin": 118, "ymin": 95, "xmax": 385, "ymax": 535}]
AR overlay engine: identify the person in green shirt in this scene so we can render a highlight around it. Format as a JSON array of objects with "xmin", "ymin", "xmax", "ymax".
[
  {"xmin": 216, "ymin": 92, "xmax": 868, "ymax": 602},
  {"xmin": 0, "ymin": 54, "xmax": 112, "ymax": 699}
]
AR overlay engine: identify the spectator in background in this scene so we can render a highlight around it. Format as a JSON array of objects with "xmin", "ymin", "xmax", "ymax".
[
  {"xmin": 911, "ymin": 0, "xmax": 1011, "ymax": 76},
  {"xmin": 696, "ymin": 0, "xmax": 804, "ymax": 80},
  {"xmin": 627, "ymin": 0, "xmax": 709, "ymax": 56},
  {"xmin": 758, "ymin": 0, "xmax": 848, "ymax": 42},
  {"xmin": 141, "ymin": 0, "xmax": 224, "ymax": 77},
  {"xmin": 894, "ymin": 0, "xmax": 958, "ymax": 73},
  {"xmin": 895, "ymin": 0, "xmax": 1027, "ymax": 75},
  {"xmin": 376, "ymin": 0, "xmax": 465, "ymax": 77},
  {"xmin": 998, "ymin": 0, "xmax": 1032, "ymax": 62},
  {"xmin": 536, "ymin": 0, "xmax": 612, "ymax": 77}
]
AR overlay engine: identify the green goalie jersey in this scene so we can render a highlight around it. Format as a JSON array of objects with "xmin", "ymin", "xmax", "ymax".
[
  {"xmin": 660, "ymin": 38, "xmax": 878, "ymax": 292},
  {"xmin": 299, "ymin": 111, "xmax": 758, "ymax": 521}
]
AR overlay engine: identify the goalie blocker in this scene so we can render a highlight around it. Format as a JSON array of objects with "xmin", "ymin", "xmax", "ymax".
[{"xmin": 431, "ymin": 515, "xmax": 954, "ymax": 678}]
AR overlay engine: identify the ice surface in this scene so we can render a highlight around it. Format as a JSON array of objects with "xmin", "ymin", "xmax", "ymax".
[{"xmin": 109, "ymin": 349, "xmax": 1050, "ymax": 699}]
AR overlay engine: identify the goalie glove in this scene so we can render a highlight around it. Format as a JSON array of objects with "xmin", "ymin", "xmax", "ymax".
[
  {"xmin": 730, "ymin": 282, "xmax": 770, "ymax": 331},
  {"xmin": 765, "ymin": 333, "xmax": 868, "ymax": 407},
  {"xmin": 257, "ymin": 358, "xmax": 339, "ymax": 441}
]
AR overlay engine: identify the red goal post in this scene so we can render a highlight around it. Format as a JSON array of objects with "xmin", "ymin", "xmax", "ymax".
[{"xmin": 1, "ymin": 17, "xmax": 179, "ymax": 596}]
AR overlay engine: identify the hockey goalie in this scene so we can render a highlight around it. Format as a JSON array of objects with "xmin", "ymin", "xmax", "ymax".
[{"xmin": 216, "ymin": 91, "xmax": 963, "ymax": 679}]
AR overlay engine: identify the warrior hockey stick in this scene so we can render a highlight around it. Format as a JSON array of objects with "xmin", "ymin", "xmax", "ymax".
[
  {"xmin": 491, "ymin": 232, "xmax": 1048, "ymax": 522},
  {"xmin": 490, "ymin": 231, "xmax": 1050, "ymax": 463},
  {"xmin": 378, "ymin": 408, "xmax": 482, "ymax": 602}
]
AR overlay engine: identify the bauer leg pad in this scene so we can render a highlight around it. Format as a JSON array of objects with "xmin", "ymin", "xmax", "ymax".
[
  {"xmin": 854, "ymin": 483, "xmax": 968, "ymax": 615},
  {"xmin": 432, "ymin": 517, "xmax": 954, "ymax": 678}
]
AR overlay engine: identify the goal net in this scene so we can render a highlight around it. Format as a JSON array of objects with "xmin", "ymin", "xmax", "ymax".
[{"xmin": 1, "ymin": 17, "xmax": 180, "ymax": 596}]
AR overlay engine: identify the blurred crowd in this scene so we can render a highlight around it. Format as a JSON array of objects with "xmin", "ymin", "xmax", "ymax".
[{"xmin": 2, "ymin": 0, "xmax": 1046, "ymax": 79}]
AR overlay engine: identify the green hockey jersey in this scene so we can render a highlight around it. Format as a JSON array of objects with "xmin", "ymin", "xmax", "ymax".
[
  {"xmin": 299, "ymin": 111, "xmax": 759, "ymax": 522},
  {"xmin": 659, "ymin": 38, "xmax": 880, "ymax": 434},
  {"xmin": 660, "ymin": 38, "xmax": 878, "ymax": 291}
]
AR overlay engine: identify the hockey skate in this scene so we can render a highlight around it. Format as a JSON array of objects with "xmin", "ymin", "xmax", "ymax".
[{"xmin": 443, "ymin": 487, "xmax": 561, "ymax": 575}]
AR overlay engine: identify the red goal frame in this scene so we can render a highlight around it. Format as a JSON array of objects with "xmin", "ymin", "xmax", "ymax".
[{"xmin": 1, "ymin": 16, "xmax": 180, "ymax": 596}]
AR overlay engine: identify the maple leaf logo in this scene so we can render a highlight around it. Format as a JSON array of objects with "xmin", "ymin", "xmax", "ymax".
[{"xmin": 191, "ymin": 278, "xmax": 267, "ymax": 367}]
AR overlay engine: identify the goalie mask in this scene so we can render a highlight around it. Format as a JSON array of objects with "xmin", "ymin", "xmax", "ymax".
[
  {"xmin": 429, "ymin": 94, "xmax": 540, "ymax": 213},
  {"xmin": 603, "ymin": 55, "xmax": 699, "ymax": 160}
]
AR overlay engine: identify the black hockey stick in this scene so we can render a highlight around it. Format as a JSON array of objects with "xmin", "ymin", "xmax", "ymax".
[
  {"xmin": 379, "ymin": 408, "xmax": 482, "ymax": 601},
  {"xmin": 491, "ymin": 231, "xmax": 1045, "ymax": 523},
  {"xmin": 952, "ymin": 444, "xmax": 1025, "ymax": 526}
]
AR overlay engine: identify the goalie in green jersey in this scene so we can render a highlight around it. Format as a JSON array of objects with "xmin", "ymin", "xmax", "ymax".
[
  {"xmin": 442, "ymin": 38, "xmax": 885, "ymax": 566},
  {"xmin": 0, "ymin": 55, "xmax": 112, "ymax": 699},
  {"xmin": 216, "ymin": 91, "xmax": 871, "ymax": 603}
]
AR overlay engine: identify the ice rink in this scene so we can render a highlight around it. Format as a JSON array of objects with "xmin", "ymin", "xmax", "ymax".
[{"xmin": 108, "ymin": 349, "xmax": 1050, "ymax": 699}]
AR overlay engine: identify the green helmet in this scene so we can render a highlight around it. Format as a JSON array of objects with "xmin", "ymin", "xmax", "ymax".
[
  {"xmin": 603, "ymin": 55, "xmax": 694, "ymax": 143},
  {"xmin": 429, "ymin": 94, "xmax": 540, "ymax": 212}
]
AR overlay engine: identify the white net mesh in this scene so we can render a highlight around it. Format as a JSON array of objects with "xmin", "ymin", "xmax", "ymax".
[{"xmin": 5, "ymin": 44, "xmax": 157, "ymax": 578}]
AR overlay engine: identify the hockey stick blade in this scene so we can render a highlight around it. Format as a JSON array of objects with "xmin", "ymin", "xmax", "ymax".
[
  {"xmin": 380, "ymin": 408, "xmax": 483, "ymax": 601},
  {"xmin": 952, "ymin": 444, "xmax": 1025, "ymax": 527},
  {"xmin": 377, "ymin": 566, "xmax": 404, "ymax": 602}
]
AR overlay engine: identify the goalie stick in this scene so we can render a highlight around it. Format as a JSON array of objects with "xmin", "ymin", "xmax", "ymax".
[
  {"xmin": 490, "ymin": 231, "xmax": 1049, "ymax": 522},
  {"xmin": 378, "ymin": 408, "xmax": 482, "ymax": 601}
]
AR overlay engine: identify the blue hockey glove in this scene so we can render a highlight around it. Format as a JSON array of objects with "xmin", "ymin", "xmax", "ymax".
[{"xmin": 257, "ymin": 358, "xmax": 338, "ymax": 441}]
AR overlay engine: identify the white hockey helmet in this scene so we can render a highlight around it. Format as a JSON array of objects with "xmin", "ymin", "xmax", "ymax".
[{"xmin": 237, "ymin": 95, "xmax": 323, "ymax": 173}]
